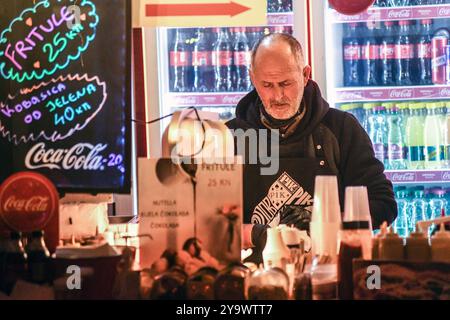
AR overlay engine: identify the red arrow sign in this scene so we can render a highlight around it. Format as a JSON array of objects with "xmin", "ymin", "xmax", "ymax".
[{"xmin": 146, "ymin": 1, "xmax": 251, "ymax": 18}]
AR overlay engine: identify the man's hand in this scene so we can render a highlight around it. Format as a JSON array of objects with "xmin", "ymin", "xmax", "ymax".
[{"xmin": 279, "ymin": 205, "xmax": 312, "ymax": 232}]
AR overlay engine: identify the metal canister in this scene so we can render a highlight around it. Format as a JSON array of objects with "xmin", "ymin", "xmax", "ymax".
[{"xmin": 432, "ymin": 36, "xmax": 448, "ymax": 85}]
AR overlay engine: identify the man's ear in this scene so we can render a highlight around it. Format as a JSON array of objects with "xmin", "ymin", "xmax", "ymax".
[{"xmin": 303, "ymin": 65, "xmax": 312, "ymax": 86}]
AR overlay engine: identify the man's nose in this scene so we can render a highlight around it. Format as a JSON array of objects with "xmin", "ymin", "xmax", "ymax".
[{"xmin": 273, "ymin": 86, "xmax": 284, "ymax": 101}]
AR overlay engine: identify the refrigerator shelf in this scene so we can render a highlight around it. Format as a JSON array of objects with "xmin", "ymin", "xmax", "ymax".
[
  {"xmin": 330, "ymin": 4, "xmax": 450, "ymax": 24},
  {"xmin": 334, "ymin": 85, "xmax": 450, "ymax": 103},
  {"xmin": 166, "ymin": 92, "xmax": 246, "ymax": 107},
  {"xmin": 385, "ymin": 169, "xmax": 450, "ymax": 184}
]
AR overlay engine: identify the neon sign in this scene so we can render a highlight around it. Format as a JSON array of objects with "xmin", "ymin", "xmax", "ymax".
[
  {"xmin": 0, "ymin": 74, "xmax": 107, "ymax": 145},
  {"xmin": 0, "ymin": 0, "xmax": 99, "ymax": 83}
]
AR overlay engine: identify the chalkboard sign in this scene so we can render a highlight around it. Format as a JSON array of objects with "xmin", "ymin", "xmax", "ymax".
[{"xmin": 0, "ymin": 0, "xmax": 131, "ymax": 193}]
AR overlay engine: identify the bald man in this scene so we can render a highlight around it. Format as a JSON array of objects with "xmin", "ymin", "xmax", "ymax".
[{"xmin": 226, "ymin": 34, "xmax": 397, "ymax": 258}]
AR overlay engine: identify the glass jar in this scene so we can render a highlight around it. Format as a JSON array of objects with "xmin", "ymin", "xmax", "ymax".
[
  {"xmin": 213, "ymin": 263, "xmax": 250, "ymax": 300},
  {"xmin": 247, "ymin": 266, "xmax": 289, "ymax": 300},
  {"xmin": 186, "ymin": 266, "xmax": 218, "ymax": 300},
  {"xmin": 150, "ymin": 266, "xmax": 188, "ymax": 300}
]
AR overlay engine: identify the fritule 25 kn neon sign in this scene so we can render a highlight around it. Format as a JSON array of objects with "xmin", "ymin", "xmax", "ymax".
[{"xmin": 0, "ymin": 0, "xmax": 99, "ymax": 83}]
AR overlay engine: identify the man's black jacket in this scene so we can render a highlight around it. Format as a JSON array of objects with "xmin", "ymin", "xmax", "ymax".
[{"xmin": 226, "ymin": 79, "xmax": 397, "ymax": 229}]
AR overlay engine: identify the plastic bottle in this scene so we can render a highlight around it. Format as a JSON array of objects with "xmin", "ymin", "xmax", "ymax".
[
  {"xmin": 438, "ymin": 102, "xmax": 447, "ymax": 164},
  {"xmin": 343, "ymin": 23, "xmax": 362, "ymax": 87},
  {"xmin": 380, "ymin": 21, "xmax": 396, "ymax": 86},
  {"xmin": 234, "ymin": 27, "xmax": 252, "ymax": 92},
  {"xmin": 192, "ymin": 28, "xmax": 214, "ymax": 92},
  {"xmin": 393, "ymin": 188, "xmax": 410, "ymax": 238},
  {"xmin": 372, "ymin": 222, "xmax": 388, "ymax": 260},
  {"xmin": 213, "ymin": 28, "xmax": 233, "ymax": 92},
  {"xmin": 416, "ymin": 19, "xmax": 433, "ymax": 85},
  {"xmin": 361, "ymin": 21, "xmax": 380, "ymax": 86},
  {"xmin": 354, "ymin": 103, "xmax": 365, "ymax": 125},
  {"xmin": 411, "ymin": 188, "xmax": 428, "ymax": 233},
  {"xmin": 379, "ymin": 227, "xmax": 404, "ymax": 260},
  {"xmin": 405, "ymin": 231, "xmax": 431, "ymax": 262},
  {"xmin": 406, "ymin": 103, "xmax": 426, "ymax": 169},
  {"xmin": 429, "ymin": 189, "xmax": 447, "ymax": 234},
  {"xmin": 362, "ymin": 103, "xmax": 377, "ymax": 133},
  {"xmin": 424, "ymin": 103, "xmax": 443, "ymax": 169},
  {"xmin": 397, "ymin": 102, "xmax": 410, "ymax": 166},
  {"xmin": 368, "ymin": 105, "xmax": 388, "ymax": 166},
  {"xmin": 340, "ymin": 104, "xmax": 357, "ymax": 119},
  {"xmin": 386, "ymin": 105, "xmax": 407, "ymax": 170},
  {"xmin": 268, "ymin": 0, "xmax": 283, "ymax": 12},
  {"xmin": 443, "ymin": 102, "xmax": 450, "ymax": 168},
  {"xmin": 170, "ymin": 29, "xmax": 190, "ymax": 92},
  {"xmin": 395, "ymin": 20, "xmax": 414, "ymax": 86}
]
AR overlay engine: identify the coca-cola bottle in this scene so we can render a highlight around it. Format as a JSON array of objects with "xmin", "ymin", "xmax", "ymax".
[
  {"xmin": 234, "ymin": 27, "xmax": 252, "ymax": 92},
  {"xmin": 361, "ymin": 21, "xmax": 380, "ymax": 86},
  {"xmin": 230, "ymin": 27, "xmax": 238, "ymax": 91},
  {"xmin": 343, "ymin": 23, "xmax": 362, "ymax": 87},
  {"xmin": 0, "ymin": 232, "xmax": 27, "ymax": 295},
  {"xmin": 395, "ymin": 20, "xmax": 414, "ymax": 86},
  {"xmin": 193, "ymin": 28, "xmax": 214, "ymax": 92},
  {"xmin": 170, "ymin": 29, "xmax": 190, "ymax": 92},
  {"xmin": 374, "ymin": 0, "xmax": 388, "ymax": 6},
  {"xmin": 186, "ymin": 28, "xmax": 197, "ymax": 91},
  {"xmin": 268, "ymin": 0, "xmax": 283, "ymax": 12},
  {"xmin": 250, "ymin": 27, "xmax": 265, "ymax": 50},
  {"xmin": 390, "ymin": 0, "xmax": 411, "ymax": 6},
  {"xmin": 213, "ymin": 28, "xmax": 233, "ymax": 92},
  {"xmin": 26, "ymin": 230, "xmax": 51, "ymax": 285},
  {"xmin": 283, "ymin": 0, "xmax": 293, "ymax": 12},
  {"xmin": 380, "ymin": 21, "xmax": 396, "ymax": 86},
  {"xmin": 416, "ymin": 19, "xmax": 433, "ymax": 85}
]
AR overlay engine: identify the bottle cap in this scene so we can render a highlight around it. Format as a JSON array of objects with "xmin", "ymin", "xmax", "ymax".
[
  {"xmin": 340, "ymin": 104, "xmax": 351, "ymax": 111},
  {"xmin": 432, "ymin": 224, "xmax": 450, "ymax": 239},
  {"xmin": 363, "ymin": 103, "xmax": 377, "ymax": 110},
  {"xmin": 381, "ymin": 102, "xmax": 394, "ymax": 109},
  {"xmin": 407, "ymin": 231, "xmax": 427, "ymax": 240},
  {"xmin": 384, "ymin": 226, "xmax": 401, "ymax": 239},
  {"xmin": 421, "ymin": 19, "xmax": 432, "ymax": 25},
  {"xmin": 396, "ymin": 103, "xmax": 409, "ymax": 110}
]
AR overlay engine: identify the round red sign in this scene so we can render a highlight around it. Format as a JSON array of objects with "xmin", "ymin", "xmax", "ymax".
[
  {"xmin": 329, "ymin": 0, "xmax": 375, "ymax": 15},
  {"xmin": 0, "ymin": 172, "xmax": 59, "ymax": 232}
]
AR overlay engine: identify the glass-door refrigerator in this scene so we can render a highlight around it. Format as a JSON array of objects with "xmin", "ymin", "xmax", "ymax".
[
  {"xmin": 159, "ymin": 0, "xmax": 295, "ymax": 125},
  {"xmin": 313, "ymin": 0, "xmax": 450, "ymax": 236}
]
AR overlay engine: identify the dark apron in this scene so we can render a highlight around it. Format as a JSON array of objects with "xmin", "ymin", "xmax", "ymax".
[{"xmin": 243, "ymin": 126, "xmax": 338, "ymax": 226}]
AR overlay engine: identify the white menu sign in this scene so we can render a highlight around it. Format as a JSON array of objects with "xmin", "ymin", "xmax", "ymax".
[{"xmin": 138, "ymin": 158, "xmax": 243, "ymax": 269}]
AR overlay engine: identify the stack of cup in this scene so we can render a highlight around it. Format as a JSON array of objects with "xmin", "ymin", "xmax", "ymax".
[{"xmin": 310, "ymin": 176, "xmax": 342, "ymax": 261}]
